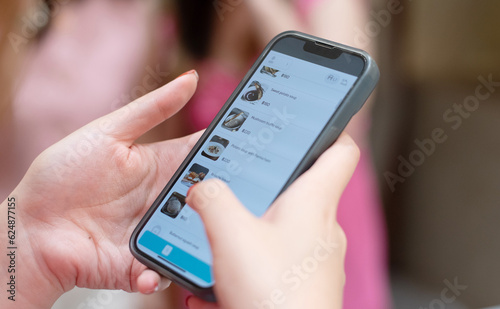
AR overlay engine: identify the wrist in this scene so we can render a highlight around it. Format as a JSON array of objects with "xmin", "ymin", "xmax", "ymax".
[{"xmin": 1, "ymin": 194, "xmax": 64, "ymax": 309}]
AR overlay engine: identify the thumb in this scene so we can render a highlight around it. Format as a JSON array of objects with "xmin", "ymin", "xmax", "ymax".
[
  {"xmin": 102, "ymin": 70, "xmax": 198, "ymax": 145},
  {"xmin": 185, "ymin": 179, "xmax": 256, "ymax": 250}
]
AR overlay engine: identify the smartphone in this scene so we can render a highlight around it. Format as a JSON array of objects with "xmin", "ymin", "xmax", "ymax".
[{"xmin": 130, "ymin": 31, "xmax": 379, "ymax": 301}]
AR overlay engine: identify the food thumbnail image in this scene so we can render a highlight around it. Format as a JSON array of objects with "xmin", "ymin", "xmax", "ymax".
[
  {"xmin": 241, "ymin": 81, "xmax": 266, "ymax": 104},
  {"xmin": 161, "ymin": 192, "xmax": 186, "ymax": 219},
  {"xmin": 181, "ymin": 163, "xmax": 209, "ymax": 187},
  {"xmin": 260, "ymin": 66, "xmax": 279, "ymax": 77},
  {"xmin": 202, "ymin": 135, "xmax": 229, "ymax": 161},
  {"xmin": 222, "ymin": 108, "xmax": 249, "ymax": 132}
]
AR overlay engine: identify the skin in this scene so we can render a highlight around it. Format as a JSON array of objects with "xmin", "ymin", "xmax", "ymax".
[{"xmin": 0, "ymin": 70, "xmax": 359, "ymax": 309}]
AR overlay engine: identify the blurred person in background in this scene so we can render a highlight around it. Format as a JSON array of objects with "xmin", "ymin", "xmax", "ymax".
[
  {"xmin": 1, "ymin": 0, "xmax": 181, "ymax": 199},
  {"xmin": 1, "ymin": 0, "xmax": 389, "ymax": 308}
]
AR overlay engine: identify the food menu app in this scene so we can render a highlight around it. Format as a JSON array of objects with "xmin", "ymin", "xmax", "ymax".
[{"xmin": 137, "ymin": 50, "xmax": 359, "ymax": 287}]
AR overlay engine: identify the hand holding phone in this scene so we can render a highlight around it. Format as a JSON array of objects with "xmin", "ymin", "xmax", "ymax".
[
  {"xmin": 130, "ymin": 31, "xmax": 379, "ymax": 301},
  {"xmin": 185, "ymin": 133, "xmax": 358, "ymax": 309}
]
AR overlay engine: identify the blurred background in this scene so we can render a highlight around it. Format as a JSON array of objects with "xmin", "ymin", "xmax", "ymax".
[{"xmin": 1, "ymin": 0, "xmax": 499, "ymax": 308}]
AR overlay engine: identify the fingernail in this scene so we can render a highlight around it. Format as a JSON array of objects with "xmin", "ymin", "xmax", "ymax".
[
  {"xmin": 177, "ymin": 69, "xmax": 199, "ymax": 81},
  {"xmin": 185, "ymin": 295, "xmax": 193, "ymax": 308},
  {"xmin": 154, "ymin": 282, "xmax": 159, "ymax": 292}
]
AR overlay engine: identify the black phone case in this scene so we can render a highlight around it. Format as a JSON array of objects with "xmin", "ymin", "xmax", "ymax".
[{"xmin": 129, "ymin": 31, "xmax": 379, "ymax": 302}]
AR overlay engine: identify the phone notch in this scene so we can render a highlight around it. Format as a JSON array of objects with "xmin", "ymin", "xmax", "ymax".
[{"xmin": 303, "ymin": 40, "xmax": 342, "ymax": 59}]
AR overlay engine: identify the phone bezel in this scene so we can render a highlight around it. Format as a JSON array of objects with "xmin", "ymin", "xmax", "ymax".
[{"xmin": 129, "ymin": 31, "xmax": 379, "ymax": 302}]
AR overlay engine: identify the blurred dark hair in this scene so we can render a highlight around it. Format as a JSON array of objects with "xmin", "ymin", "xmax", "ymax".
[{"xmin": 175, "ymin": 0, "xmax": 215, "ymax": 59}]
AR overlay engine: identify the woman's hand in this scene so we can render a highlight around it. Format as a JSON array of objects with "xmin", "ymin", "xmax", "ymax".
[
  {"xmin": 0, "ymin": 71, "xmax": 199, "ymax": 309},
  {"xmin": 186, "ymin": 133, "xmax": 359, "ymax": 309}
]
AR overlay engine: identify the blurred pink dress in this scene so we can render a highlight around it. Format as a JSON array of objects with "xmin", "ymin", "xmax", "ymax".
[
  {"xmin": 185, "ymin": 59, "xmax": 389, "ymax": 309},
  {"xmin": 0, "ymin": 0, "xmax": 164, "ymax": 200}
]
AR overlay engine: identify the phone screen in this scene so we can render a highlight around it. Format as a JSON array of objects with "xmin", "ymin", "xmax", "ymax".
[{"xmin": 135, "ymin": 36, "xmax": 366, "ymax": 288}]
